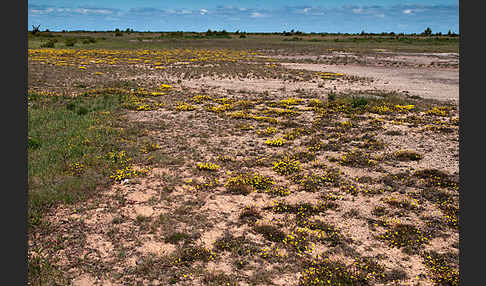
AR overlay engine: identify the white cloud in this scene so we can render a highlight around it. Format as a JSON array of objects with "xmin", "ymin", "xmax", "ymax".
[
  {"xmin": 352, "ymin": 8, "xmax": 364, "ymax": 14},
  {"xmin": 71, "ymin": 8, "xmax": 114, "ymax": 15},
  {"xmin": 200, "ymin": 9, "xmax": 208, "ymax": 15},
  {"xmin": 93, "ymin": 9, "xmax": 113, "ymax": 15},
  {"xmin": 74, "ymin": 8, "xmax": 89, "ymax": 14},
  {"xmin": 294, "ymin": 7, "xmax": 311, "ymax": 14},
  {"xmin": 30, "ymin": 9, "xmax": 44, "ymax": 14},
  {"xmin": 403, "ymin": 9, "xmax": 413, "ymax": 14},
  {"xmin": 30, "ymin": 7, "xmax": 53, "ymax": 14}
]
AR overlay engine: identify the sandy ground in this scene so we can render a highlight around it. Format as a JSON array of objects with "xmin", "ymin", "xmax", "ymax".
[
  {"xmin": 280, "ymin": 63, "xmax": 459, "ymax": 103},
  {"xmin": 265, "ymin": 51, "xmax": 459, "ymax": 66}
]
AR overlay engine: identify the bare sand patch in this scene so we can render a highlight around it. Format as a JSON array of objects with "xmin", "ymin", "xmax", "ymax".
[
  {"xmin": 72, "ymin": 274, "xmax": 98, "ymax": 286},
  {"xmin": 85, "ymin": 234, "xmax": 114, "ymax": 259},
  {"xmin": 137, "ymin": 240, "xmax": 176, "ymax": 256},
  {"xmin": 126, "ymin": 189, "xmax": 157, "ymax": 203},
  {"xmin": 280, "ymin": 63, "xmax": 459, "ymax": 102}
]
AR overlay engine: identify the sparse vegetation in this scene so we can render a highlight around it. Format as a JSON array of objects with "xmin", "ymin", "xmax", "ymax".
[
  {"xmin": 394, "ymin": 149, "xmax": 423, "ymax": 161},
  {"xmin": 27, "ymin": 31, "xmax": 459, "ymax": 285}
]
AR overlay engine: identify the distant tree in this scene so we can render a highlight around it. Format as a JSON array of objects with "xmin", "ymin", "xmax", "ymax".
[
  {"xmin": 423, "ymin": 27, "xmax": 432, "ymax": 36},
  {"xmin": 31, "ymin": 24, "xmax": 41, "ymax": 36},
  {"xmin": 449, "ymin": 30, "xmax": 458, "ymax": 37},
  {"xmin": 282, "ymin": 30, "xmax": 293, "ymax": 36}
]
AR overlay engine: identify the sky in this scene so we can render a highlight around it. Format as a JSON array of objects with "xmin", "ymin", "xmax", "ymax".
[{"xmin": 28, "ymin": 1, "xmax": 459, "ymax": 34}]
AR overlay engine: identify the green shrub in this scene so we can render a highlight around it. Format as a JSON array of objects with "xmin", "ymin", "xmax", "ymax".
[
  {"xmin": 351, "ymin": 96, "xmax": 369, "ymax": 108},
  {"xmin": 40, "ymin": 39, "xmax": 56, "ymax": 48},
  {"xmin": 28, "ymin": 137, "xmax": 41, "ymax": 150},
  {"xmin": 82, "ymin": 37, "xmax": 97, "ymax": 44},
  {"xmin": 64, "ymin": 38, "xmax": 77, "ymax": 47},
  {"xmin": 76, "ymin": 106, "xmax": 89, "ymax": 116},
  {"xmin": 328, "ymin": 93, "xmax": 336, "ymax": 101}
]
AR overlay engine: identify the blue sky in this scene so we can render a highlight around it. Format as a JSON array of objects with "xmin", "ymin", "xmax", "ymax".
[{"xmin": 28, "ymin": 1, "xmax": 459, "ymax": 34}]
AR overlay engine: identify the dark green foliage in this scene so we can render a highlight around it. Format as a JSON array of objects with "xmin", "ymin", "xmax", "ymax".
[
  {"xmin": 64, "ymin": 38, "xmax": 77, "ymax": 46},
  {"xmin": 28, "ymin": 137, "xmax": 41, "ymax": 150},
  {"xmin": 351, "ymin": 96, "xmax": 368, "ymax": 108},
  {"xmin": 328, "ymin": 93, "xmax": 336, "ymax": 101},
  {"xmin": 40, "ymin": 39, "xmax": 56, "ymax": 48},
  {"xmin": 82, "ymin": 37, "xmax": 97, "ymax": 44}
]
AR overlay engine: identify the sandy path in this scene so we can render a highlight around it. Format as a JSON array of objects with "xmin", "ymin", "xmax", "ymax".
[{"xmin": 281, "ymin": 63, "xmax": 459, "ymax": 103}]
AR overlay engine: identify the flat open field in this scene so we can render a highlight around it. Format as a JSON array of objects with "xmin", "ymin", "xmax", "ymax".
[{"xmin": 28, "ymin": 32, "xmax": 459, "ymax": 285}]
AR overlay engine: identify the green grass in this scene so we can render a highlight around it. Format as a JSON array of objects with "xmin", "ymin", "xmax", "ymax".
[
  {"xmin": 28, "ymin": 252, "xmax": 68, "ymax": 285},
  {"xmin": 27, "ymin": 91, "xmax": 149, "ymax": 284},
  {"xmin": 28, "ymin": 32, "xmax": 459, "ymax": 53},
  {"xmin": 27, "ymin": 92, "xmax": 139, "ymax": 228}
]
